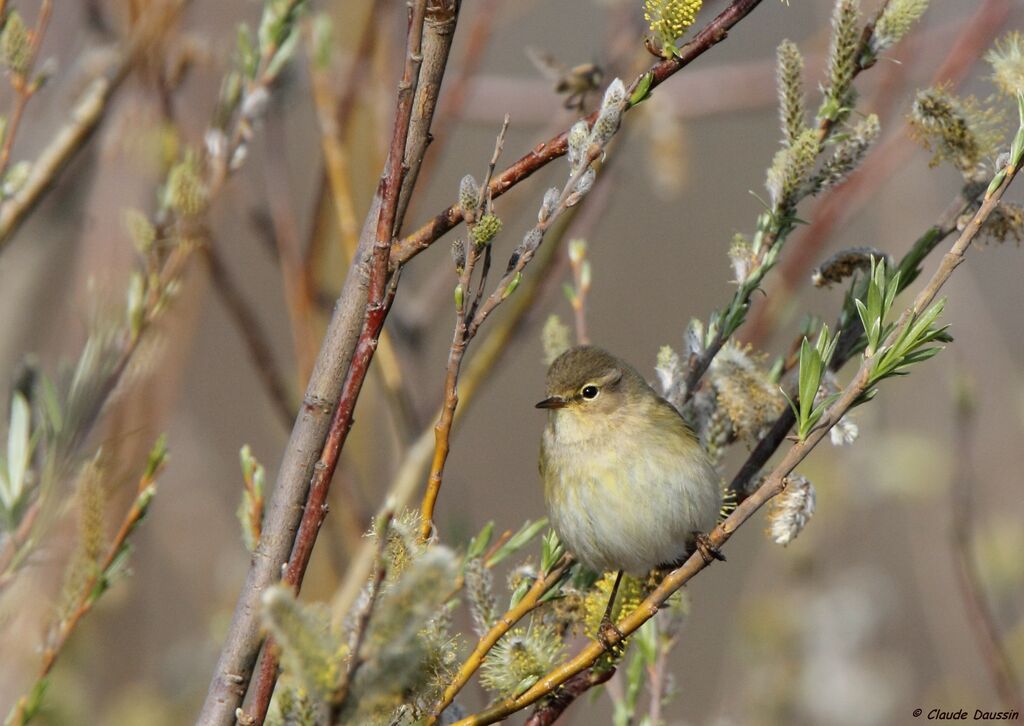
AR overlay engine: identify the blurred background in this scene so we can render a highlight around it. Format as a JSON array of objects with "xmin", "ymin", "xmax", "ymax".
[{"xmin": 0, "ymin": 0, "xmax": 1022, "ymax": 723}]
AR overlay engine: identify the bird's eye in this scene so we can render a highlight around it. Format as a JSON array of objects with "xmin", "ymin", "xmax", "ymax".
[{"xmin": 581, "ymin": 385, "xmax": 599, "ymax": 400}]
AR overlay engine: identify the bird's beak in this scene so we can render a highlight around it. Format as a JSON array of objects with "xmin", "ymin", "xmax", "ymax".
[{"xmin": 535, "ymin": 396, "xmax": 567, "ymax": 409}]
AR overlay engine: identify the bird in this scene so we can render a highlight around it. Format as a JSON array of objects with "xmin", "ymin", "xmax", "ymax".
[
  {"xmin": 525, "ymin": 47, "xmax": 604, "ymax": 111},
  {"xmin": 536, "ymin": 345, "xmax": 723, "ymax": 644}
]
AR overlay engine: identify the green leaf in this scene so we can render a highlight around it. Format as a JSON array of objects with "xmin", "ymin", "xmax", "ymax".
[
  {"xmin": 265, "ymin": 25, "xmax": 300, "ymax": 79},
  {"xmin": 466, "ymin": 520, "xmax": 495, "ymax": 560},
  {"xmin": 488, "ymin": 518, "xmax": 548, "ymax": 567},
  {"xmin": 540, "ymin": 529, "xmax": 564, "ymax": 572},
  {"xmin": 629, "ymin": 72, "xmax": 654, "ymax": 106},
  {"xmin": 508, "ymin": 578, "xmax": 531, "ymax": 609}
]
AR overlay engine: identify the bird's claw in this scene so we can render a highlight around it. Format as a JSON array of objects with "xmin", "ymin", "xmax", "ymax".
[
  {"xmin": 597, "ymin": 617, "xmax": 625, "ymax": 654},
  {"xmin": 693, "ymin": 532, "xmax": 726, "ymax": 564}
]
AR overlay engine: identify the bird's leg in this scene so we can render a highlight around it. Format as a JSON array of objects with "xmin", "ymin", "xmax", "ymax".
[
  {"xmin": 597, "ymin": 569, "xmax": 625, "ymax": 652},
  {"xmin": 692, "ymin": 532, "xmax": 726, "ymax": 564}
]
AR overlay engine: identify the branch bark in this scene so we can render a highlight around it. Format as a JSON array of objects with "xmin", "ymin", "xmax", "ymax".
[
  {"xmin": 388, "ymin": 0, "xmax": 766, "ymax": 268},
  {"xmin": 202, "ymin": 1, "xmax": 451, "ymax": 721},
  {"xmin": 450, "ymin": 134, "xmax": 1023, "ymax": 726}
]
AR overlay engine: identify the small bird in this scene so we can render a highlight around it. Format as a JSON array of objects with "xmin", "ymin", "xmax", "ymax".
[
  {"xmin": 536, "ymin": 346, "xmax": 723, "ymax": 642},
  {"xmin": 525, "ymin": 47, "xmax": 604, "ymax": 111}
]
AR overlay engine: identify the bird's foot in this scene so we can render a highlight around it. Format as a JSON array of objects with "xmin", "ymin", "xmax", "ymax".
[
  {"xmin": 693, "ymin": 532, "xmax": 726, "ymax": 564},
  {"xmin": 597, "ymin": 617, "xmax": 625, "ymax": 654}
]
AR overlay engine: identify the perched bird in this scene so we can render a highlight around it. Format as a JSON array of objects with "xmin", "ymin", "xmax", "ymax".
[{"xmin": 537, "ymin": 346, "xmax": 723, "ymax": 642}]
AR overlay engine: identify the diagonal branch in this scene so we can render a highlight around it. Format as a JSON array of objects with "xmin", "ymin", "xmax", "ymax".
[
  {"xmin": 389, "ymin": 0, "xmax": 766, "ymax": 268},
  {"xmin": 450, "ymin": 117, "xmax": 1024, "ymax": 726}
]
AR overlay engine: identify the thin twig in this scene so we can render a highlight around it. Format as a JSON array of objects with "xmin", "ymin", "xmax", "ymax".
[
  {"xmin": 428, "ymin": 556, "xmax": 574, "ymax": 724},
  {"xmin": 742, "ymin": 0, "xmax": 1010, "ymax": 346},
  {"xmin": 449, "ymin": 128, "xmax": 1023, "ymax": 726},
  {"xmin": 390, "ymin": 0, "xmax": 765, "ymax": 268},
  {"xmin": 0, "ymin": 0, "xmax": 52, "ymax": 178},
  {"xmin": 201, "ymin": 241, "xmax": 295, "ymax": 428},
  {"xmin": 950, "ymin": 373, "xmax": 1024, "ymax": 712},
  {"xmin": 7, "ymin": 450, "xmax": 166, "ymax": 725}
]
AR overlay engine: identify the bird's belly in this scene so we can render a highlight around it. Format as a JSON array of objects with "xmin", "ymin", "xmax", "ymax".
[{"xmin": 545, "ymin": 446, "xmax": 720, "ymax": 575}]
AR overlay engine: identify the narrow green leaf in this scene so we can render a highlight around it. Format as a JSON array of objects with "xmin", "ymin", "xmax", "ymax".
[
  {"xmin": 629, "ymin": 72, "xmax": 654, "ymax": 106},
  {"xmin": 489, "ymin": 517, "xmax": 548, "ymax": 566},
  {"xmin": 466, "ymin": 520, "xmax": 495, "ymax": 560}
]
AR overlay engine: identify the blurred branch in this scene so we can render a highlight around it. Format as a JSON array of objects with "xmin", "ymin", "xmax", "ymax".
[
  {"xmin": 0, "ymin": 50, "xmax": 130, "ymax": 248},
  {"xmin": 262, "ymin": 114, "xmax": 319, "ymax": 383},
  {"xmin": 201, "ymin": 240, "xmax": 295, "ymax": 428},
  {"xmin": 0, "ymin": 0, "xmax": 53, "ymax": 179},
  {"xmin": 566, "ymin": 239, "xmax": 591, "ymax": 345},
  {"xmin": 451, "ymin": 103, "xmax": 1024, "ymax": 726},
  {"xmin": 329, "ymin": 508, "xmax": 394, "ymax": 721},
  {"xmin": 7, "ymin": 440, "xmax": 167, "ymax": 725},
  {"xmin": 390, "ymin": 0, "xmax": 766, "ymax": 267},
  {"xmin": 950, "ymin": 373, "xmax": 1024, "ymax": 713}
]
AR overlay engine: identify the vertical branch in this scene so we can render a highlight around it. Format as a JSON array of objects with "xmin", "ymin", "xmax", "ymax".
[
  {"xmin": 235, "ymin": 3, "xmax": 432, "ymax": 722},
  {"xmin": 950, "ymin": 374, "xmax": 1024, "ymax": 712},
  {"xmin": 420, "ymin": 119, "xmax": 509, "ymax": 542}
]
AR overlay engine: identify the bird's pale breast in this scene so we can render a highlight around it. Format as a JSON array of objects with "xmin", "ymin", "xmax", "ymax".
[{"xmin": 540, "ymin": 402, "xmax": 721, "ymax": 575}]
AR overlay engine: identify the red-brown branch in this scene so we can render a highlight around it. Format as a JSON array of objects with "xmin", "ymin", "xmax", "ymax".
[
  {"xmin": 242, "ymin": 1, "xmax": 429, "ymax": 721},
  {"xmin": 389, "ymin": 0, "xmax": 766, "ymax": 268}
]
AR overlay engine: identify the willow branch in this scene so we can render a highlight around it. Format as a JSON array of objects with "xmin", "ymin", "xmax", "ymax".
[
  {"xmin": 8, "ymin": 450, "xmax": 165, "ymax": 725},
  {"xmin": 0, "ymin": 49, "xmax": 131, "ymax": 249},
  {"xmin": 428, "ymin": 556, "xmax": 573, "ymax": 725},
  {"xmin": 451, "ymin": 133, "xmax": 1023, "ymax": 726},
  {"xmin": 233, "ymin": 4, "xmax": 432, "ymax": 722},
  {"xmin": 742, "ymin": 0, "xmax": 1010, "ymax": 346},
  {"xmin": 389, "ymin": 0, "xmax": 766, "ymax": 268},
  {"xmin": 0, "ymin": 0, "xmax": 52, "ymax": 178}
]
